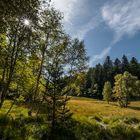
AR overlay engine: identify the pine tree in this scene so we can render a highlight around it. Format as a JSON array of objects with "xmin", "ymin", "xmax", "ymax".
[
  {"xmin": 84, "ymin": 68, "xmax": 94, "ymax": 97},
  {"xmin": 92, "ymin": 64, "xmax": 104, "ymax": 99},
  {"xmin": 103, "ymin": 56, "xmax": 113, "ymax": 86},
  {"xmin": 41, "ymin": 38, "xmax": 88, "ymax": 136},
  {"xmin": 121, "ymin": 55, "xmax": 129, "ymax": 72},
  {"xmin": 130, "ymin": 57, "xmax": 140, "ymax": 79},
  {"xmin": 113, "ymin": 58, "xmax": 121, "ymax": 74}
]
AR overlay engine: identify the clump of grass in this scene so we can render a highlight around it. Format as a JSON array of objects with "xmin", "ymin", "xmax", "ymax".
[
  {"xmin": 102, "ymin": 117, "xmax": 110, "ymax": 124},
  {"xmin": 0, "ymin": 114, "xmax": 48, "ymax": 140},
  {"xmin": 109, "ymin": 117, "xmax": 121, "ymax": 125},
  {"xmin": 123, "ymin": 117, "xmax": 140, "ymax": 124},
  {"xmin": 89, "ymin": 114, "xmax": 102, "ymax": 122},
  {"xmin": 137, "ymin": 124, "xmax": 140, "ymax": 130},
  {"xmin": 110, "ymin": 123, "xmax": 140, "ymax": 140}
]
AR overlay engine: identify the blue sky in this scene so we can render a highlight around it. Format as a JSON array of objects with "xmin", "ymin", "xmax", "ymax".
[{"xmin": 51, "ymin": 0, "xmax": 140, "ymax": 66}]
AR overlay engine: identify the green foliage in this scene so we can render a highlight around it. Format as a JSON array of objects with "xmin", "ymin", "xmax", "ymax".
[
  {"xmin": 113, "ymin": 71, "xmax": 140, "ymax": 107},
  {"xmin": 102, "ymin": 81, "xmax": 112, "ymax": 103},
  {"xmin": 41, "ymin": 36, "xmax": 88, "ymax": 133},
  {"xmin": 84, "ymin": 55, "xmax": 140, "ymax": 99},
  {"xmin": 0, "ymin": 115, "xmax": 48, "ymax": 140},
  {"xmin": 0, "ymin": 0, "xmax": 89, "ymax": 138},
  {"xmin": 123, "ymin": 117, "xmax": 140, "ymax": 124},
  {"xmin": 0, "ymin": 114, "xmax": 139, "ymax": 140},
  {"xmin": 1, "ymin": 98, "xmax": 140, "ymax": 139},
  {"xmin": 0, "ymin": 0, "xmax": 43, "ymax": 108},
  {"xmin": 110, "ymin": 123, "xmax": 140, "ymax": 140}
]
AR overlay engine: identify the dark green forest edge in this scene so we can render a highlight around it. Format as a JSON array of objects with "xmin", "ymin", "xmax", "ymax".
[{"xmin": 0, "ymin": 0, "xmax": 140, "ymax": 139}]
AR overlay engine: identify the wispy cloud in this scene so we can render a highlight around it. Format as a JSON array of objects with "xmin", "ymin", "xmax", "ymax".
[
  {"xmin": 51, "ymin": 0, "xmax": 79, "ymax": 23},
  {"xmin": 51, "ymin": 0, "xmax": 101, "ymax": 40},
  {"xmin": 51, "ymin": 0, "xmax": 140, "ymax": 66},
  {"xmin": 101, "ymin": 0, "xmax": 140, "ymax": 43},
  {"xmin": 89, "ymin": 46, "xmax": 112, "ymax": 66},
  {"xmin": 73, "ymin": 16, "xmax": 101, "ymax": 40},
  {"xmin": 89, "ymin": 0, "xmax": 140, "ymax": 66}
]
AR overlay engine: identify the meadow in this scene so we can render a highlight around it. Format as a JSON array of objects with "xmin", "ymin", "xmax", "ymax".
[
  {"xmin": 69, "ymin": 97, "xmax": 140, "ymax": 120},
  {"xmin": 1, "ymin": 97, "xmax": 140, "ymax": 119},
  {"xmin": 0, "ymin": 98, "xmax": 140, "ymax": 140},
  {"xmin": 68, "ymin": 97, "xmax": 140, "ymax": 140}
]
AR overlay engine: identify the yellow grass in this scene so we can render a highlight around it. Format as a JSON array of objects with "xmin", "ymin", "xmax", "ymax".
[
  {"xmin": 0, "ymin": 98, "xmax": 140, "ymax": 121},
  {"xmin": 68, "ymin": 97, "xmax": 140, "ymax": 121}
]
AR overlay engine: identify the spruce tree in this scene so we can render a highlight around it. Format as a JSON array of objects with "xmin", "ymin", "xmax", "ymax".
[
  {"xmin": 113, "ymin": 58, "xmax": 121, "ymax": 74},
  {"xmin": 121, "ymin": 55, "xmax": 129, "ymax": 72},
  {"xmin": 130, "ymin": 57, "xmax": 140, "ymax": 79}
]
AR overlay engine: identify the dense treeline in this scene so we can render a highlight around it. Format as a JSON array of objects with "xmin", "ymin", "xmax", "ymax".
[{"xmin": 82, "ymin": 55, "xmax": 140, "ymax": 99}]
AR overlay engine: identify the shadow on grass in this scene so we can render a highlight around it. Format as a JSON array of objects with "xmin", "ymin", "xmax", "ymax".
[
  {"xmin": 110, "ymin": 102, "xmax": 140, "ymax": 111},
  {"xmin": 0, "ymin": 114, "xmax": 140, "ymax": 140},
  {"xmin": 127, "ymin": 106, "xmax": 140, "ymax": 111}
]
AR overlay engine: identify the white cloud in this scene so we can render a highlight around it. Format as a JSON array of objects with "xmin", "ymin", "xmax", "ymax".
[
  {"xmin": 50, "ymin": 0, "xmax": 140, "ymax": 65},
  {"xmin": 89, "ymin": 46, "xmax": 112, "ymax": 66},
  {"xmin": 50, "ymin": 0, "xmax": 79, "ymax": 23},
  {"xmin": 73, "ymin": 16, "xmax": 101, "ymax": 40},
  {"xmin": 101, "ymin": 0, "xmax": 140, "ymax": 43},
  {"xmin": 51, "ymin": 0, "xmax": 100, "ymax": 40},
  {"xmin": 89, "ymin": 0, "xmax": 140, "ymax": 66}
]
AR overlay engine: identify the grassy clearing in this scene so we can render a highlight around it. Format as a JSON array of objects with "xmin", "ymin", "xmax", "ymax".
[
  {"xmin": 1, "ymin": 98, "xmax": 140, "ymax": 120},
  {"xmin": 68, "ymin": 97, "xmax": 140, "ymax": 121},
  {"xmin": 68, "ymin": 97, "xmax": 140, "ymax": 140},
  {"xmin": 0, "ymin": 98, "xmax": 140, "ymax": 139}
]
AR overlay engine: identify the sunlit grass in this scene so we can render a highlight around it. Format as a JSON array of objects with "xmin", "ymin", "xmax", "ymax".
[
  {"xmin": 68, "ymin": 97, "xmax": 140, "ymax": 122},
  {"xmin": 0, "ymin": 98, "xmax": 139, "ymax": 139},
  {"xmin": 0, "ymin": 100, "xmax": 29, "ymax": 118},
  {"xmin": 1, "ymin": 98, "xmax": 140, "ymax": 122}
]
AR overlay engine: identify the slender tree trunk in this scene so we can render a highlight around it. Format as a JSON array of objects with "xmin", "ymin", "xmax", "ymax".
[
  {"xmin": 0, "ymin": 22, "xmax": 20, "ymax": 109},
  {"xmin": 52, "ymin": 90, "xmax": 56, "ymax": 131},
  {"xmin": 33, "ymin": 49, "xmax": 45, "ymax": 100},
  {"xmin": 5, "ymin": 99, "xmax": 16, "ymax": 116},
  {"xmin": 29, "ymin": 48, "xmax": 45, "ymax": 116},
  {"xmin": 0, "ymin": 44, "xmax": 19, "ymax": 108}
]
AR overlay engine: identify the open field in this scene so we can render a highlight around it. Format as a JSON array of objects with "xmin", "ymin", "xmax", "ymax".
[
  {"xmin": 0, "ymin": 98, "xmax": 140, "ymax": 119},
  {"xmin": 0, "ymin": 98, "xmax": 140, "ymax": 139},
  {"xmin": 68, "ymin": 97, "xmax": 140, "ymax": 121}
]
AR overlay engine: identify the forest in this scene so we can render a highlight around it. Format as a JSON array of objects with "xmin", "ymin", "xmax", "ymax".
[
  {"xmin": 83, "ymin": 55, "xmax": 140, "ymax": 100},
  {"xmin": 0, "ymin": 0, "xmax": 140, "ymax": 140}
]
